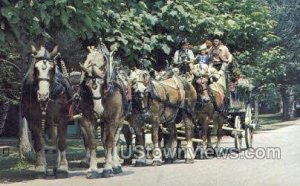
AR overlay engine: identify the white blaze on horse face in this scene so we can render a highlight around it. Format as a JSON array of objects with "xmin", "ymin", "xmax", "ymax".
[
  {"xmin": 135, "ymin": 83, "xmax": 147, "ymax": 94},
  {"xmin": 86, "ymin": 78, "xmax": 104, "ymax": 116},
  {"xmin": 35, "ymin": 46, "xmax": 49, "ymax": 58},
  {"xmin": 129, "ymin": 69, "xmax": 149, "ymax": 93},
  {"xmin": 35, "ymin": 60, "xmax": 54, "ymax": 101},
  {"xmin": 84, "ymin": 50, "xmax": 105, "ymax": 69}
]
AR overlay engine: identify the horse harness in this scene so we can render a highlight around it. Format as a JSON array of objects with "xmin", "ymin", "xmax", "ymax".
[
  {"xmin": 82, "ymin": 69, "xmax": 129, "ymax": 122},
  {"xmin": 32, "ymin": 52, "xmax": 70, "ymax": 133},
  {"xmin": 139, "ymin": 77, "xmax": 190, "ymax": 123}
]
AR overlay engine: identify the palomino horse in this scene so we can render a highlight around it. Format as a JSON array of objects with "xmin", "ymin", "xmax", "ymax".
[
  {"xmin": 79, "ymin": 46, "xmax": 127, "ymax": 178},
  {"xmin": 130, "ymin": 68, "xmax": 197, "ymax": 165},
  {"xmin": 21, "ymin": 45, "xmax": 70, "ymax": 178}
]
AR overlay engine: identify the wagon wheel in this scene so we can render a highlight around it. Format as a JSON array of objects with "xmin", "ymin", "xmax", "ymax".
[
  {"xmin": 234, "ymin": 116, "xmax": 242, "ymax": 152},
  {"xmin": 245, "ymin": 105, "xmax": 253, "ymax": 148}
]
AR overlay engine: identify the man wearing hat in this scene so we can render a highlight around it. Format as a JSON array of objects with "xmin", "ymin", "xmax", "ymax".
[
  {"xmin": 173, "ymin": 38, "xmax": 195, "ymax": 67},
  {"xmin": 208, "ymin": 32, "xmax": 232, "ymax": 94},
  {"xmin": 209, "ymin": 33, "xmax": 232, "ymax": 67}
]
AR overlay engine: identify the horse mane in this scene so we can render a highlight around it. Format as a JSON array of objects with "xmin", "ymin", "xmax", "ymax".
[
  {"xmin": 21, "ymin": 57, "xmax": 37, "ymax": 101},
  {"xmin": 23, "ymin": 57, "xmax": 36, "ymax": 86},
  {"xmin": 79, "ymin": 81, "xmax": 94, "ymax": 116}
]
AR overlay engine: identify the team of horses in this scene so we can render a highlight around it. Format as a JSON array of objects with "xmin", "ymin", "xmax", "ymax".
[{"xmin": 21, "ymin": 44, "xmax": 227, "ymax": 179}]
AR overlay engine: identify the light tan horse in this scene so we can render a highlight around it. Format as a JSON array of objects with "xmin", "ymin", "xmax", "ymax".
[
  {"xmin": 79, "ymin": 46, "xmax": 127, "ymax": 178},
  {"xmin": 130, "ymin": 68, "xmax": 197, "ymax": 165}
]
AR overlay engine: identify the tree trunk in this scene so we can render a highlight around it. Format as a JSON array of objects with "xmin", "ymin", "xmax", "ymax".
[
  {"xmin": 19, "ymin": 108, "xmax": 35, "ymax": 161},
  {"xmin": 254, "ymin": 96, "xmax": 259, "ymax": 128},
  {"xmin": 280, "ymin": 86, "xmax": 295, "ymax": 121},
  {"xmin": 279, "ymin": 99, "xmax": 283, "ymax": 113},
  {"xmin": 0, "ymin": 102, "xmax": 10, "ymax": 135}
]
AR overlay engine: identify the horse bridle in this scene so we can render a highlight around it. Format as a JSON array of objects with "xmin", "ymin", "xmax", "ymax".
[
  {"xmin": 33, "ymin": 52, "xmax": 57, "ymax": 137},
  {"xmin": 84, "ymin": 75, "xmax": 104, "ymax": 100},
  {"xmin": 34, "ymin": 51, "xmax": 57, "ymax": 84},
  {"xmin": 133, "ymin": 89, "xmax": 150, "ymax": 113}
]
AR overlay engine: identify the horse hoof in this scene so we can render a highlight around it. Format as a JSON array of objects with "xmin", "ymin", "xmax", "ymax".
[
  {"xmin": 123, "ymin": 159, "xmax": 132, "ymax": 165},
  {"xmin": 35, "ymin": 165, "xmax": 47, "ymax": 178},
  {"xmin": 54, "ymin": 168, "xmax": 68, "ymax": 179},
  {"xmin": 152, "ymin": 160, "xmax": 162, "ymax": 166},
  {"xmin": 112, "ymin": 166, "xmax": 123, "ymax": 174},
  {"xmin": 87, "ymin": 171, "xmax": 99, "ymax": 179},
  {"xmin": 135, "ymin": 161, "xmax": 146, "ymax": 167},
  {"xmin": 214, "ymin": 148, "xmax": 223, "ymax": 157},
  {"xmin": 164, "ymin": 159, "xmax": 174, "ymax": 164},
  {"xmin": 80, "ymin": 161, "xmax": 90, "ymax": 168},
  {"xmin": 36, "ymin": 172, "xmax": 47, "ymax": 179},
  {"xmin": 185, "ymin": 159, "xmax": 194, "ymax": 164},
  {"xmin": 102, "ymin": 169, "xmax": 114, "ymax": 178}
]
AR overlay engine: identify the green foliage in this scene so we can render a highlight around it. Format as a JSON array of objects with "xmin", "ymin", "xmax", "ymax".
[
  {"xmin": 1, "ymin": 0, "xmax": 297, "ymax": 106},
  {"xmin": 0, "ymin": 0, "xmax": 277, "ymax": 62}
]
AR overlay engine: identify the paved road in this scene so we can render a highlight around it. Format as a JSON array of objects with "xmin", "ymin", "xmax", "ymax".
[{"xmin": 4, "ymin": 121, "xmax": 300, "ymax": 186}]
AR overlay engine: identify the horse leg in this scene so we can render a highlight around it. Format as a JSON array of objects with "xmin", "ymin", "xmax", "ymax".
[
  {"xmin": 80, "ymin": 118, "xmax": 99, "ymax": 179},
  {"xmin": 184, "ymin": 116, "xmax": 195, "ymax": 164},
  {"xmin": 207, "ymin": 114, "xmax": 213, "ymax": 149},
  {"xmin": 49, "ymin": 125, "xmax": 57, "ymax": 146},
  {"xmin": 31, "ymin": 124, "xmax": 47, "ymax": 177},
  {"xmin": 102, "ymin": 121, "xmax": 116, "ymax": 178},
  {"xmin": 132, "ymin": 117, "xmax": 146, "ymax": 167},
  {"xmin": 121, "ymin": 124, "xmax": 133, "ymax": 165},
  {"xmin": 164, "ymin": 121, "xmax": 177, "ymax": 164},
  {"xmin": 112, "ymin": 125, "xmax": 123, "ymax": 174},
  {"xmin": 79, "ymin": 125, "xmax": 91, "ymax": 168},
  {"xmin": 54, "ymin": 120, "xmax": 68, "ymax": 178},
  {"xmin": 134, "ymin": 128, "xmax": 146, "ymax": 166},
  {"xmin": 201, "ymin": 116, "xmax": 209, "ymax": 150},
  {"xmin": 152, "ymin": 118, "xmax": 162, "ymax": 166},
  {"xmin": 215, "ymin": 115, "xmax": 224, "ymax": 155}
]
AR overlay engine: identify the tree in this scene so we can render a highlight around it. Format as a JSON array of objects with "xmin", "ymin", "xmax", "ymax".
[{"xmin": 262, "ymin": 0, "xmax": 300, "ymax": 120}]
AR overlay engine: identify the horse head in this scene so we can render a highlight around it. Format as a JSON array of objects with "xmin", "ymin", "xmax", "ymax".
[
  {"xmin": 129, "ymin": 68, "xmax": 151, "ymax": 117},
  {"xmin": 31, "ymin": 45, "xmax": 58, "ymax": 102},
  {"xmin": 129, "ymin": 68, "xmax": 150, "ymax": 94},
  {"xmin": 80, "ymin": 46, "xmax": 107, "ymax": 117},
  {"xmin": 192, "ymin": 64, "xmax": 210, "ymax": 102}
]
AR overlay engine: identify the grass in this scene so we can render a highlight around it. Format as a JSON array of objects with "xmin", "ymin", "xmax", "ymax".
[
  {"xmin": 257, "ymin": 112, "xmax": 299, "ymax": 131},
  {"xmin": 0, "ymin": 139, "xmax": 107, "ymax": 183},
  {"xmin": 258, "ymin": 112, "xmax": 283, "ymax": 125}
]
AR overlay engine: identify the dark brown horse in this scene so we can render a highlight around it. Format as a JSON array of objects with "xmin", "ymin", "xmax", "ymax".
[
  {"xmin": 192, "ymin": 74, "xmax": 214, "ymax": 150},
  {"xmin": 21, "ymin": 45, "xmax": 70, "ymax": 178},
  {"xmin": 130, "ymin": 68, "xmax": 197, "ymax": 165},
  {"xmin": 79, "ymin": 46, "xmax": 127, "ymax": 178}
]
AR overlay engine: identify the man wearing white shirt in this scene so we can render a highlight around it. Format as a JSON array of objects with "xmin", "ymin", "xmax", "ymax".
[{"xmin": 173, "ymin": 38, "xmax": 195, "ymax": 74}]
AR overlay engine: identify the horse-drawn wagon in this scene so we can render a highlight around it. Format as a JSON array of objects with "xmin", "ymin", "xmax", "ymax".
[
  {"xmin": 174, "ymin": 68, "xmax": 257, "ymax": 153},
  {"xmin": 220, "ymin": 75, "xmax": 256, "ymax": 151}
]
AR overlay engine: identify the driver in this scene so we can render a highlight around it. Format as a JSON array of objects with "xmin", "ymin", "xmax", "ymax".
[{"xmin": 173, "ymin": 38, "xmax": 195, "ymax": 74}]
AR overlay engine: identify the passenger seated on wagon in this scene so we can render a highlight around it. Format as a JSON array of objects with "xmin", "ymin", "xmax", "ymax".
[
  {"xmin": 195, "ymin": 44, "xmax": 209, "ymax": 66},
  {"xmin": 208, "ymin": 32, "xmax": 233, "ymax": 92},
  {"xmin": 206, "ymin": 32, "xmax": 233, "ymax": 114},
  {"xmin": 173, "ymin": 38, "xmax": 195, "ymax": 75}
]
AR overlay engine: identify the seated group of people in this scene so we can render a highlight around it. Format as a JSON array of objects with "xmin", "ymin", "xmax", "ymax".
[{"xmin": 172, "ymin": 34, "xmax": 233, "ymax": 94}]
